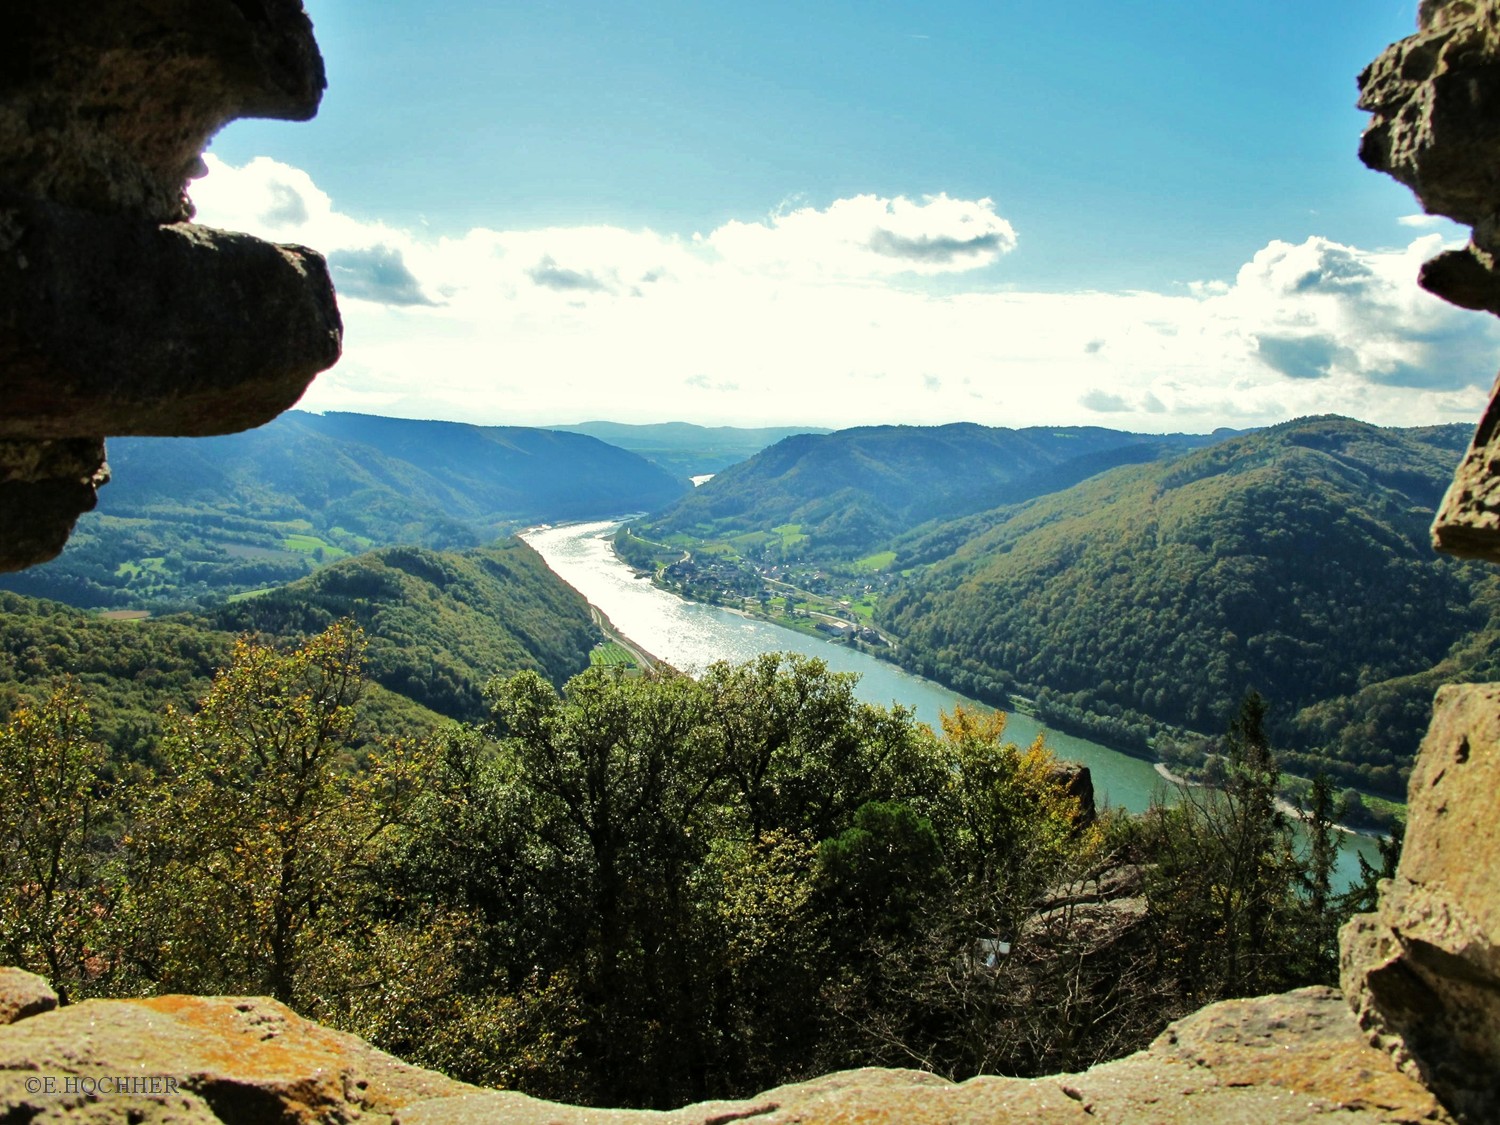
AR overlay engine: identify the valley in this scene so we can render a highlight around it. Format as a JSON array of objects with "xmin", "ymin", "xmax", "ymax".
[{"xmin": 618, "ymin": 415, "xmax": 1485, "ymax": 821}]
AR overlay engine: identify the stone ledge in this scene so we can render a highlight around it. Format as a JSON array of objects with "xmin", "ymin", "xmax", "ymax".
[
  {"xmin": 392, "ymin": 988, "xmax": 1448, "ymax": 1125},
  {"xmin": 0, "ymin": 985, "xmax": 1446, "ymax": 1124},
  {"xmin": 0, "ymin": 198, "xmax": 340, "ymax": 440}
]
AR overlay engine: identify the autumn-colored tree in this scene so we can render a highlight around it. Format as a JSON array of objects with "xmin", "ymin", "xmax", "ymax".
[{"xmin": 134, "ymin": 622, "xmax": 425, "ymax": 1006}]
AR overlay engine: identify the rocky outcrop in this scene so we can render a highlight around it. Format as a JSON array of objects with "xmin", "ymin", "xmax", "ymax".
[
  {"xmin": 0, "ymin": 0, "xmax": 341, "ymax": 571},
  {"xmin": 1341, "ymin": 682, "xmax": 1500, "ymax": 1123},
  {"xmin": 1047, "ymin": 762, "xmax": 1097, "ymax": 827},
  {"xmin": 0, "ymin": 967, "xmax": 57, "ymax": 1026},
  {"xmin": 0, "ymin": 993, "xmax": 473, "ymax": 1124},
  {"xmin": 1358, "ymin": 0, "xmax": 1500, "ymax": 562},
  {"xmin": 0, "ymin": 984, "xmax": 1448, "ymax": 1124},
  {"xmin": 1345, "ymin": 11, "xmax": 1500, "ymax": 1121}
]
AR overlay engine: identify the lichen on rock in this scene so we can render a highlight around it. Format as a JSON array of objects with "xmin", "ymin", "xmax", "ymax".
[{"xmin": 1341, "ymin": 682, "xmax": 1500, "ymax": 1124}]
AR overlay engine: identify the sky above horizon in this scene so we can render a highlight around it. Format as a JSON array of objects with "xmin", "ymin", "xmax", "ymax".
[{"xmin": 194, "ymin": 0, "xmax": 1500, "ymax": 434}]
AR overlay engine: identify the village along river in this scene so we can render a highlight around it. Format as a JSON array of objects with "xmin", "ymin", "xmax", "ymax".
[{"xmin": 523, "ymin": 519, "xmax": 1382, "ymax": 886}]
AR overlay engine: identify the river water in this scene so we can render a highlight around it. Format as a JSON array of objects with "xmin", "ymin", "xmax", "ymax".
[{"xmin": 523, "ymin": 519, "xmax": 1381, "ymax": 884}]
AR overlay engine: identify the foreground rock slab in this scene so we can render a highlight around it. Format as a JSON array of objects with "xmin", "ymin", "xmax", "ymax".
[
  {"xmin": 395, "ymin": 988, "xmax": 1447, "ymax": 1125},
  {"xmin": 1343, "ymin": 681, "xmax": 1500, "ymax": 1123},
  {"xmin": 0, "ymin": 994, "xmax": 473, "ymax": 1124}
]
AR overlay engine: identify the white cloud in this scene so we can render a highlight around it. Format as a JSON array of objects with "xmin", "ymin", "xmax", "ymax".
[
  {"xmin": 190, "ymin": 156, "xmax": 1500, "ymax": 432},
  {"xmin": 704, "ymin": 192, "xmax": 1017, "ymax": 277}
]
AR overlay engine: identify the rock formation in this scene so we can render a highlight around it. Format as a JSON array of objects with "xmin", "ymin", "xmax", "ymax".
[
  {"xmin": 1358, "ymin": 0, "xmax": 1500, "ymax": 562},
  {"xmin": 0, "ymin": 0, "xmax": 341, "ymax": 571},
  {"xmin": 0, "ymin": 974, "xmax": 473, "ymax": 1125},
  {"xmin": 0, "ymin": 972, "xmax": 1452, "ymax": 1124},
  {"xmin": 1341, "ymin": 684, "xmax": 1500, "ymax": 1121},
  {"xmin": 1324, "ymin": 6, "xmax": 1500, "ymax": 1122}
]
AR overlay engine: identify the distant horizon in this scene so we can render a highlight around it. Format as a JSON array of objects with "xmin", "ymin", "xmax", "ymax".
[{"xmin": 282, "ymin": 405, "xmax": 1469, "ymax": 441}]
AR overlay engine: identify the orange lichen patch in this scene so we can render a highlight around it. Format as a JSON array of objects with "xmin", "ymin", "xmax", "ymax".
[
  {"xmin": 122, "ymin": 995, "xmax": 472, "ymax": 1120},
  {"xmin": 1151, "ymin": 999, "xmax": 1447, "ymax": 1116}
]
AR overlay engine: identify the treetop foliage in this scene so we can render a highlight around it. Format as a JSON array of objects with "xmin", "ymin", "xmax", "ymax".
[{"xmin": 0, "ymin": 625, "xmax": 1373, "ymax": 1110}]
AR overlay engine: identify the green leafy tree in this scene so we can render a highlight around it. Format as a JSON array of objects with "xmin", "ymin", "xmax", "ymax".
[
  {"xmin": 1146, "ymin": 691, "xmax": 1335, "ymax": 1001},
  {"xmin": 486, "ymin": 665, "xmax": 729, "ymax": 1107},
  {"xmin": 1291, "ymin": 772, "xmax": 1344, "ymax": 982},
  {"xmin": 134, "ymin": 622, "xmax": 425, "ymax": 1006},
  {"xmin": 0, "ymin": 684, "xmax": 125, "ymax": 1001}
]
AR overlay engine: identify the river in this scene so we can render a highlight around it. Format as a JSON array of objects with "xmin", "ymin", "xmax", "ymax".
[{"xmin": 522, "ymin": 519, "xmax": 1382, "ymax": 885}]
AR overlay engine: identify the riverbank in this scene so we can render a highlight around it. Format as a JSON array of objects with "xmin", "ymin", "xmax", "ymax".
[
  {"xmin": 590, "ymin": 605, "xmax": 665, "ymax": 670},
  {"xmin": 1152, "ymin": 762, "xmax": 1384, "ymax": 840}
]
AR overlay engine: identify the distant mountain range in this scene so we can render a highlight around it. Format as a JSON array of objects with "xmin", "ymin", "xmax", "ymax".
[
  {"xmin": 642, "ymin": 422, "xmax": 1235, "ymax": 553},
  {"xmin": 874, "ymin": 417, "xmax": 1485, "ymax": 795},
  {"xmin": 107, "ymin": 411, "xmax": 688, "ymax": 530},
  {"xmin": 630, "ymin": 414, "xmax": 1487, "ymax": 798},
  {"xmin": 7, "ymin": 404, "xmax": 1483, "ymax": 800},
  {"xmin": 550, "ymin": 420, "xmax": 832, "ymax": 478},
  {"xmin": 0, "ymin": 411, "xmax": 690, "ymax": 609}
]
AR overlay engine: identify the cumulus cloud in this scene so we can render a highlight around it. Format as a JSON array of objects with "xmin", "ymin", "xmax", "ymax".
[
  {"xmin": 1080, "ymin": 390, "xmax": 1131, "ymax": 412},
  {"xmin": 188, "ymin": 156, "xmax": 1500, "ymax": 432},
  {"xmin": 1214, "ymin": 236, "xmax": 1495, "ymax": 393},
  {"xmin": 704, "ymin": 193, "xmax": 1016, "ymax": 277},
  {"xmin": 528, "ymin": 256, "xmax": 611, "ymax": 293},
  {"xmin": 1254, "ymin": 334, "xmax": 1343, "ymax": 380},
  {"xmin": 329, "ymin": 246, "xmax": 434, "ymax": 306}
]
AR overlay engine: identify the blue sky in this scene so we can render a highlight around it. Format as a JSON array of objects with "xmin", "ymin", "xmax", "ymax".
[{"xmin": 196, "ymin": 0, "xmax": 1498, "ymax": 431}]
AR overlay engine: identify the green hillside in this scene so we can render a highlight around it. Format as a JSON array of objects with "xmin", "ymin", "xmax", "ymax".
[
  {"xmin": 0, "ymin": 411, "xmax": 686, "ymax": 610},
  {"xmin": 209, "ymin": 540, "xmax": 598, "ymax": 722},
  {"xmin": 0, "ymin": 538, "xmax": 598, "ymax": 761},
  {"xmin": 642, "ymin": 423, "xmax": 1228, "ymax": 556},
  {"xmin": 880, "ymin": 417, "xmax": 1484, "ymax": 795}
]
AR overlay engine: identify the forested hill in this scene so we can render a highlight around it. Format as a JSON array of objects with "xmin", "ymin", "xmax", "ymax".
[
  {"xmin": 0, "ymin": 411, "xmax": 687, "ymax": 609},
  {"xmin": 880, "ymin": 416, "xmax": 1488, "ymax": 795},
  {"xmin": 108, "ymin": 411, "xmax": 687, "ymax": 529},
  {"xmin": 0, "ymin": 539, "xmax": 598, "ymax": 762},
  {"xmin": 209, "ymin": 540, "xmax": 597, "ymax": 722},
  {"xmin": 641, "ymin": 422, "xmax": 1229, "ymax": 555}
]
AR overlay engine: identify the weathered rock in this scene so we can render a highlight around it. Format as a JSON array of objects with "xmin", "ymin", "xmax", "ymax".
[
  {"xmin": 0, "ymin": 1, "xmax": 326, "ymax": 224},
  {"xmin": 1341, "ymin": 682, "xmax": 1500, "ymax": 1123},
  {"xmin": 0, "ymin": 437, "xmax": 107, "ymax": 571},
  {"xmin": 1047, "ymin": 762, "xmax": 1096, "ymax": 827},
  {"xmin": 0, "ymin": 993, "xmax": 474, "ymax": 1125},
  {"xmin": 0, "ymin": 199, "xmax": 340, "ymax": 439},
  {"xmin": 392, "ymin": 989, "xmax": 1449, "ymax": 1124},
  {"xmin": 0, "ymin": 967, "xmax": 58, "ymax": 1025},
  {"xmin": 0, "ymin": 0, "xmax": 340, "ymax": 571},
  {"xmin": 1358, "ymin": 1, "xmax": 1500, "ymax": 562},
  {"xmin": 1431, "ymin": 374, "xmax": 1500, "ymax": 561}
]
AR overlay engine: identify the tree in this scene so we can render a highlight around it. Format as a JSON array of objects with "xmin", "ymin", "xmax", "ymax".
[
  {"xmin": 1145, "ymin": 691, "xmax": 1333, "ymax": 1001},
  {"xmin": 134, "ymin": 622, "xmax": 424, "ymax": 1006},
  {"xmin": 0, "ymin": 684, "xmax": 124, "ymax": 1001},
  {"xmin": 701, "ymin": 653, "xmax": 938, "ymax": 843},
  {"xmin": 485, "ymin": 665, "xmax": 729, "ymax": 1107},
  {"xmin": 1291, "ymin": 772, "xmax": 1344, "ymax": 983}
]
